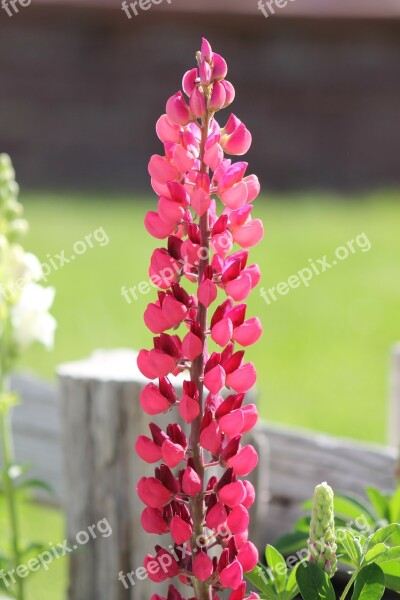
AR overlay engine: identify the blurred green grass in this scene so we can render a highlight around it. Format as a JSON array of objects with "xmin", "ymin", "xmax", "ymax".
[
  {"xmin": 19, "ymin": 191, "xmax": 400, "ymax": 444},
  {"xmin": 0, "ymin": 498, "xmax": 66, "ymax": 599}
]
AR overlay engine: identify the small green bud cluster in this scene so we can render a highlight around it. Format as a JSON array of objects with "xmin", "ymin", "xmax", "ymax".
[
  {"xmin": 0, "ymin": 154, "xmax": 28, "ymax": 243},
  {"xmin": 308, "ymin": 481, "xmax": 337, "ymax": 578}
]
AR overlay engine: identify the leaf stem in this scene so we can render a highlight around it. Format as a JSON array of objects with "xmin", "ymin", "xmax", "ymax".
[{"xmin": 339, "ymin": 570, "xmax": 358, "ymax": 600}]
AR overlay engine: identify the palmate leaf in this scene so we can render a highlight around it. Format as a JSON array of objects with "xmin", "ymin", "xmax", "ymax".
[
  {"xmin": 295, "ymin": 561, "xmax": 335, "ymax": 600},
  {"xmin": 351, "ymin": 563, "xmax": 385, "ymax": 600},
  {"xmin": 266, "ymin": 545, "xmax": 288, "ymax": 594},
  {"xmin": 246, "ymin": 564, "xmax": 276, "ymax": 599}
]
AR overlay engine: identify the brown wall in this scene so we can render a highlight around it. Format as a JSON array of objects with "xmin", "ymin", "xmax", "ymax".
[{"xmin": 0, "ymin": 6, "xmax": 400, "ymax": 192}]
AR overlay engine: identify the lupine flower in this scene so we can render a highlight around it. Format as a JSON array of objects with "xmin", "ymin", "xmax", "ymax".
[
  {"xmin": 136, "ymin": 38, "xmax": 263, "ymax": 599},
  {"xmin": 308, "ymin": 482, "xmax": 337, "ymax": 578}
]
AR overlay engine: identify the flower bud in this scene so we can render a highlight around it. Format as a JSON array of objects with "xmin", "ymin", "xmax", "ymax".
[{"xmin": 308, "ymin": 482, "xmax": 337, "ymax": 578}]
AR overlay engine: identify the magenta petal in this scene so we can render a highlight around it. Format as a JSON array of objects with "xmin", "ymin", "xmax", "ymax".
[
  {"xmin": 182, "ymin": 331, "xmax": 203, "ymax": 361},
  {"xmin": 226, "ymin": 505, "xmax": 250, "ymax": 535},
  {"xmin": 198, "ymin": 279, "xmax": 218, "ymax": 308},
  {"xmin": 206, "ymin": 502, "xmax": 228, "ymax": 530},
  {"xmin": 148, "ymin": 348, "xmax": 177, "ymax": 378},
  {"xmin": 193, "ymin": 552, "xmax": 214, "ymax": 582},
  {"xmin": 162, "ymin": 295, "xmax": 188, "ymax": 327},
  {"xmin": 137, "ymin": 349, "xmax": 158, "ymax": 379},
  {"xmin": 200, "ymin": 420, "xmax": 222, "ymax": 454},
  {"xmin": 191, "ymin": 188, "xmax": 212, "ymax": 217},
  {"xmin": 144, "ymin": 211, "xmax": 174, "ymax": 239},
  {"xmin": 135, "ymin": 436, "xmax": 163, "ymax": 463},
  {"xmin": 218, "ymin": 409, "xmax": 245, "ymax": 437},
  {"xmin": 204, "ymin": 364, "xmax": 226, "ymax": 394},
  {"xmin": 139, "ymin": 383, "xmax": 172, "ymax": 415},
  {"xmin": 225, "ymin": 273, "xmax": 252, "ymax": 302},
  {"xmin": 219, "ymin": 560, "xmax": 243, "ymax": 590},
  {"xmin": 237, "ymin": 541, "xmax": 259, "ymax": 572},
  {"xmin": 179, "ymin": 394, "xmax": 200, "ymax": 423},
  {"xmin": 161, "ymin": 439, "xmax": 185, "ymax": 468},
  {"xmin": 211, "ymin": 317, "xmax": 233, "ymax": 347},
  {"xmin": 144, "ymin": 303, "xmax": 170, "ymax": 334},
  {"xmin": 221, "ymin": 182, "xmax": 248, "ymax": 210},
  {"xmin": 156, "ymin": 114, "xmax": 180, "ymax": 143},
  {"xmin": 218, "ymin": 480, "xmax": 246, "ymax": 508},
  {"xmin": 233, "ymin": 219, "xmax": 264, "ymax": 249},
  {"xmin": 226, "ymin": 363, "xmax": 257, "ymax": 393},
  {"xmin": 233, "ymin": 317, "xmax": 262, "ymax": 347},
  {"xmin": 141, "ymin": 507, "xmax": 169, "ymax": 534},
  {"xmin": 148, "ymin": 155, "xmax": 179, "ymax": 185},
  {"xmin": 227, "ymin": 445, "xmax": 258, "ymax": 476},
  {"xmin": 170, "ymin": 515, "xmax": 192, "ymax": 545}
]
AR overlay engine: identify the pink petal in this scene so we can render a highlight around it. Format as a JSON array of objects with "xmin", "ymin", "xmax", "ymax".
[
  {"xmin": 191, "ymin": 188, "xmax": 212, "ymax": 217},
  {"xmin": 226, "ymin": 363, "xmax": 257, "ymax": 393},
  {"xmin": 204, "ymin": 364, "xmax": 226, "ymax": 394},
  {"xmin": 148, "ymin": 155, "xmax": 179, "ymax": 185},
  {"xmin": 182, "ymin": 331, "xmax": 203, "ymax": 361},
  {"xmin": 135, "ymin": 435, "xmax": 162, "ymax": 463},
  {"xmin": 219, "ymin": 560, "xmax": 243, "ymax": 590},
  {"xmin": 198, "ymin": 279, "xmax": 217, "ymax": 308},
  {"xmin": 227, "ymin": 445, "xmax": 258, "ymax": 476},
  {"xmin": 170, "ymin": 515, "xmax": 192, "ymax": 545},
  {"xmin": 218, "ymin": 409, "xmax": 245, "ymax": 437},
  {"xmin": 144, "ymin": 211, "xmax": 175, "ymax": 239},
  {"xmin": 225, "ymin": 273, "xmax": 252, "ymax": 302},
  {"xmin": 211, "ymin": 317, "xmax": 233, "ymax": 347},
  {"xmin": 233, "ymin": 317, "xmax": 262, "ymax": 347},
  {"xmin": 221, "ymin": 182, "xmax": 248, "ymax": 210},
  {"xmin": 233, "ymin": 220, "xmax": 264, "ymax": 249},
  {"xmin": 218, "ymin": 480, "xmax": 246, "ymax": 508},
  {"xmin": 179, "ymin": 394, "xmax": 200, "ymax": 423}
]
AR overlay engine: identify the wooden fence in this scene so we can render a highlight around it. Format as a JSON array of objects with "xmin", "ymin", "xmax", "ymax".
[{"xmin": 4, "ymin": 346, "xmax": 399, "ymax": 599}]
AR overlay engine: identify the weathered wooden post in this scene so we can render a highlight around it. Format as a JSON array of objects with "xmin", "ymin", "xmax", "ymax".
[
  {"xmin": 58, "ymin": 349, "xmax": 268, "ymax": 600},
  {"xmin": 389, "ymin": 343, "xmax": 400, "ymax": 449}
]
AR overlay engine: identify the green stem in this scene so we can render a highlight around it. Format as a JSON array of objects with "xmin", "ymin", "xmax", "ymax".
[
  {"xmin": 0, "ymin": 332, "xmax": 24, "ymax": 599},
  {"xmin": 339, "ymin": 570, "xmax": 358, "ymax": 600}
]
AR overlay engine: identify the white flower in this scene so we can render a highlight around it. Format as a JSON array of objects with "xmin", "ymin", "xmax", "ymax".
[
  {"xmin": 5, "ymin": 244, "xmax": 43, "ymax": 284},
  {"xmin": 11, "ymin": 283, "xmax": 57, "ymax": 350}
]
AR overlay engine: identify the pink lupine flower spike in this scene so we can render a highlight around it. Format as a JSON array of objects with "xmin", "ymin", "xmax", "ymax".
[{"xmin": 137, "ymin": 37, "xmax": 264, "ymax": 600}]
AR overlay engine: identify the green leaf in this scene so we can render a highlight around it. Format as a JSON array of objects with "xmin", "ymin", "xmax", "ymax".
[
  {"xmin": 284, "ymin": 564, "xmax": 300, "ymax": 600},
  {"xmin": 364, "ymin": 543, "xmax": 389, "ymax": 564},
  {"xmin": 337, "ymin": 529, "xmax": 363, "ymax": 568},
  {"xmin": 266, "ymin": 545, "xmax": 288, "ymax": 594},
  {"xmin": 378, "ymin": 559, "xmax": 400, "ymax": 592},
  {"xmin": 374, "ymin": 545, "xmax": 400, "ymax": 564},
  {"xmin": 351, "ymin": 563, "xmax": 385, "ymax": 600},
  {"xmin": 246, "ymin": 564, "xmax": 276, "ymax": 598},
  {"xmin": 388, "ymin": 487, "xmax": 400, "ymax": 524},
  {"xmin": 366, "ymin": 524, "xmax": 400, "ymax": 549},
  {"xmin": 275, "ymin": 531, "xmax": 309, "ymax": 556},
  {"xmin": 296, "ymin": 561, "xmax": 335, "ymax": 600},
  {"xmin": 333, "ymin": 494, "xmax": 375, "ymax": 526},
  {"xmin": 365, "ymin": 487, "xmax": 390, "ymax": 522},
  {"xmin": 14, "ymin": 478, "xmax": 53, "ymax": 495}
]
